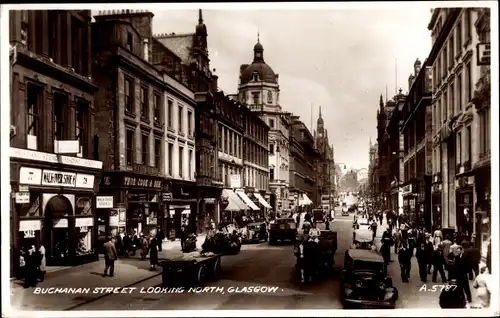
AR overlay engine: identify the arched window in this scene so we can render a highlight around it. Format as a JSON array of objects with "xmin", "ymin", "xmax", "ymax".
[
  {"xmin": 252, "ymin": 71, "xmax": 259, "ymax": 82},
  {"xmin": 267, "ymin": 91, "xmax": 273, "ymax": 104}
]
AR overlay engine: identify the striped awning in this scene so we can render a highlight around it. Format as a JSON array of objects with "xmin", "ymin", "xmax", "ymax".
[
  {"xmin": 254, "ymin": 193, "xmax": 272, "ymax": 209},
  {"xmin": 222, "ymin": 189, "xmax": 248, "ymax": 211},
  {"xmin": 235, "ymin": 190, "xmax": 260, "ymax": 211}
]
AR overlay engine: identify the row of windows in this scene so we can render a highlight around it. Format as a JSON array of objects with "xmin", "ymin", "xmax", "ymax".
[
  {"xmin": 244, "ymin": 118, "xmax": 267, "ymax": 144},
  {"xmin": 240, "ymin": 90, "xmax": 276, "ymax": 105},
  {"xmin": 124, "ymin": 128, "xmax": 194, "ymax": 179},
  {"xmin": 432, "ymin": 9, "xmax": 473, "ymax": 92},
  {"xmin": 217, "ymin": 124, "xmax": 242, "ymax": 158},
  {"xmin": 124, "ymin": 77, "xmax": 194, "ymax": 136},
  {"xmin": 245, "ymin": 142, "xmax": 267, "ymax": 167},
  {"xmin": 26, "ymin": 83, "xmax": 89, "ymax": 156},
  {"xmin": 432, "ymin": 61, "xmax": 473, "ymax": 131}
]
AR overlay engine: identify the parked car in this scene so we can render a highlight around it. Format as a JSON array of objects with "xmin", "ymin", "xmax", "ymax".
[
  {"xmin": 242, "ymin": 222, "xmax": 268, "ymax": 244},
  {"xmin": 269, "ymin": 218, "xmax": 297, "ymax": 244},
  {"xmin": 341, "ymin": 249, "xmax": 398, "ymax": 309}
]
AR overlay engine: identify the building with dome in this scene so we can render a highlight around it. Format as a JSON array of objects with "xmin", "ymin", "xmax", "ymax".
[{"xmin": 235, "ymin": 36, "xmax": 290, "ymax": 212}]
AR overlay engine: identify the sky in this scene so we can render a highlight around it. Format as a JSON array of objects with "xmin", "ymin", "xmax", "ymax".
[{"xmin": 133, "ymin": 4, "xmax": 433, "ymax": 170}]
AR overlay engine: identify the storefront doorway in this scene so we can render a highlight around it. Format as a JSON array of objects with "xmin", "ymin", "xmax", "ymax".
[{"xmin": 44, "ymin": 195, "xmax": 73, "ymax": 266}]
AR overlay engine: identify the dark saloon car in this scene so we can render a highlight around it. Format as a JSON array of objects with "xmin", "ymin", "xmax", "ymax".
[
  {"xmin": 242, "ymin": 222, "xmax": 268, "ymax": 243},
  {"xmin": 269, "ymin": 218, "xmax": 297, "ymax": 244},
  {"xmin": 340, "ymin": 249, "xmax": 398, "ymax": 309}
]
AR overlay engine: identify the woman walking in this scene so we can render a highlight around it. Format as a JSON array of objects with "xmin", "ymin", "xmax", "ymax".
[{"xmin": 38, "ymin": 243, "xmax": 46, "ymax": 282}]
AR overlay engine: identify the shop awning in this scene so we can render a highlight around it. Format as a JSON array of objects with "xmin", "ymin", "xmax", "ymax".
[
  {"xmin": 299, "ymin": 193, "xmax": 313, "ymax": 206},
  {"xmin": 235, "ymin": 190, "xmax": 260, "ymax": 211},
  {"xmin": 222, "ymin": 189, "xmax": 248, "ymax": 211},
  {"xmin": 254, "ymin": 193, "xmax": 272, "ymax": 209}
]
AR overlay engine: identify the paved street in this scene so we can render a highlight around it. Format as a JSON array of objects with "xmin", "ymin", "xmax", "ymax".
[{"xmin": 9, "ymin": 209, "xmax": 448, "ymax": 311}]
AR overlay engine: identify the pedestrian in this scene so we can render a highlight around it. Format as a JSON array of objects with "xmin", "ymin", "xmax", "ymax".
[
  {"xmin": 378, "ymin": 213, "xmax": 383, "ymax": 225},
  {"xmin": 23, "ymin": 245, "xmax": 40, "ymax": 288},
  {"xmin": 424, "ymin": 234, "xmax": 434, "ymax": 274},
  {"xmin": 370, "ymin": 219, "xmax": 378, "ymax": 241},
  {"xmin": 149, "ymin": 236, "xmax": 159, "ymax": 270},
  {"xmin": 432, "ymin": 243, "xmax": 447, "ymax": 283},
  {"xmin": 325, "ymin": 218, "xmax": 330, "ymax": 231},
  {"xmin": 442, "ymin": 235, "xmax": 453, "ymax": 271},
  {"xmin": 398, "ymin": 243, "xmax": 411, "ymax": 283},
  {"xmin": 433, "ymin": 225, "xmax": 443, "ymax": 248},
  {"xmin": 381, "ymin": 229, "xmax": 393, "ymax": 272},
  {"xmin": 156, "ymin": 227, "xmax": 164, "ymax": 252},
  {"xmin": 416, "ymin": 242, "xmax": 429, "ymax": 282},
  {"xmin": 472, "ymin": 265, "xmax": 491, "ymax": 308},
  {"xmin": 180, "ymin": 224, "xmax": 188, "ymax": 252},
  {"xmin": 37, "ymin": 242, "xmax": 46, "ymax": 282},
  {"xmin": 140, "ymin": 234, "xmax": 149, "ymax": 260},
  {"xmin": 448, "ymin": 245, "xmax": 472, "ymax": 304},
  {"xmin": 463, "ymin": 241, "xmax": 480, "ymax": 280},
  {"xmin": 439, "ymin": 279, "xmax": 467, "ymax": 309},
  {"xmin": 103, "ymin": 236, "xmax": 118, "ymax": 277}
]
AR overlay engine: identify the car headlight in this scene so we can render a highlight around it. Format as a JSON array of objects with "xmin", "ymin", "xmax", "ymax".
[
  {"xmin": 383, "ymin": 292, "xmax": 394, "ymax": 301},
  {"xmin": 345, "ymin": 288, "xmax": 353, "ymax": 297}
]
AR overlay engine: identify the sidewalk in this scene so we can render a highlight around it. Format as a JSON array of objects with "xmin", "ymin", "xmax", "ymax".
[
  {"xmin": 374, "ymin": 218, "xmax": 478, "ymax": 308},
  {"xmin": 10, "ymin": 234, "xmax": 209, "ymax": 311},
  {"xmin": 10, "ymin": 256, "xmax": 162, "ymax": 311}
]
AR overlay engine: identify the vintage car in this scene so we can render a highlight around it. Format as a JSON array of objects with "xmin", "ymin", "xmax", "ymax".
[
  {"xmin": 269, "ymin": 218, "xmax": 297, "ymax": 244},
  {"xmin": 341, "ymin": 203, "xmax": 350, "ymax": 216},
  {"xmin": 352, "ymin": 229, "xmax": 375, "ymax": 250},
  {"xmin": 312, "ymin": 209, "xmax": 325, "ymax": 223},
  {"xmin": 295, "ymin": 230, "xmax": 338, "ymax": 283},
  {"xmin": 241, "ymin": 221, "xmax": 268, "ymax": 244},
  {"xmin": 341, "ymin": 249, "xmax": 398, "ymax": 309}
]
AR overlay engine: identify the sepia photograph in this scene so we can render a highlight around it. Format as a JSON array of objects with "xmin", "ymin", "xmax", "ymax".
[{"xmin": 1, "ymin": 1, "xmax": 497, "ymax": 316}]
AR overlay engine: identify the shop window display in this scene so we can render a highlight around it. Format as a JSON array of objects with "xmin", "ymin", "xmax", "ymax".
[{"xmin": 75, "ymin": 225, "xmax": 93, "ymax": 256}]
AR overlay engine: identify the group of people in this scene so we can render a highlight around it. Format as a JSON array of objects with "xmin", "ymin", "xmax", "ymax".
[
  {"xmin": 390, "ymin": 222, "xmax": 490, "ymax": 309},
  {"xmin": 20, "ymin": 243, "xmax": 46, "ymax": 288}
]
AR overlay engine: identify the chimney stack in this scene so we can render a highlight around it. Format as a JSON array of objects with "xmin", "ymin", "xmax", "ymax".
[
  {"xmin": 414, "ymin": 58, "xmax": 422, "ymax": 76},
  {"xmin": 143, "ymin": 38, "xmax": 149, "ymax": 62},
  {"xmin": 211, "ymin": 74, "xmax": 219, "ymax": 92}
]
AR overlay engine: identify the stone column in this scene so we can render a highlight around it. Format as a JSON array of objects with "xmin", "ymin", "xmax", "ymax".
[{"xmin": 61, "ymin": 12, "xmax": 72, "ymax": 68}]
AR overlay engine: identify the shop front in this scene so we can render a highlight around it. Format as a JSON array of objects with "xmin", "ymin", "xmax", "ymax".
[
  {"xmin": 196, "ymin": 186, "xmax": 223, "ymax": 233},
  {"xmin": 473, "ymin": 164, "xmax": 490, "ymax": 265},
  {"xmin": 455, "ymin": 175, "xmax": 474, "ymax": 240},
  {"xmin": 166, "ymin": 180, "xmax": 197, "ymax": 238},
  {"xmin": 98, "ymin": 172, "xmax": 166, "ymax": 239},
  {"xmin": 400, "ymin": 182, "xmax": 417, "ymax": 225},
  {"xmin": 10, "ymin": 151, "xmax": 103, "ymax": 275}
]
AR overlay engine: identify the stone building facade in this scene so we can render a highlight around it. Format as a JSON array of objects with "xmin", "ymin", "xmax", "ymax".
[{"xmin": 9, "ymin": 10, "xmax": 103, "ymax": 275}]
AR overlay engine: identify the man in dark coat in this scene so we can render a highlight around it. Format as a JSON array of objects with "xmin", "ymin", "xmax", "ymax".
[
  {"xmin": 149, "ymin": 236, "xmax": 159, "ymax": 270},
  {"xmin": 23, "ymin": 245, "xmax": 40, "ymax": 288},
  {"xmin": 448, "ymin": 246, "xmax": 472, "ymax": 303},
  {"xmin": 432, "ymin": 244, "xmax": 447, "ymax": 283},
  {"xmin": 398, "ymin": 243, "xmax": 412, "ymax": 283},
  {"xmin": 103, "ymin": 236, "xmax": 118, "ymax": 277},
  {"xmin": 416, "ymin": 242, "xmax": 429, "ymax": 282},
  {"xmin": 439, "ymin": 279, "xmax": 466, "ymax": 308},
  {"xmin": 381, "ymin": 228, "xmax": 393, "ymax": 270},
  {"xmin": 156, "ymin": 228, "xmax": 165, "ymax": 252}
]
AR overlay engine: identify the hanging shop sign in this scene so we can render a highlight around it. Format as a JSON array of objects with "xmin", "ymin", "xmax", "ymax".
[
  {"xmin": 162, "ymin": 192, "xmax": 173, "ymax": 202},
  {"xmin": 19, "ymin": 220, "xmax": 41, "ymax": 232},
  {"xmin": 204, "ymin": 198, "xmax": 216, "ymax": 204},
  {"xmin": 19, "ymin": 167, "xmax": 42, "ymax": 185},
  {"xmin": 477, "ymin": 42, "xmax": 491, "ymax": 65},
  {"xmin": 401, "ymin": 184, "xmax": 413, "ymax": 195},
  {"xmin": 96, "ymin": 196, "xmax": 114, "ymax": 209},
  {"xmin": 15, "ymin": 192, "xmax": 30, "ymax": 204},
  {"xmin": 53, "ymin": 218, "xmax": 68, "ymax": 228},
  {"xmin": 75, "ymin": 217, "xmax": 94, "ymax": 227}
]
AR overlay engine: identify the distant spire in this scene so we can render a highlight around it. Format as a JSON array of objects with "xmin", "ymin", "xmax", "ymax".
[
  {"xmin": 379, "ymin": 94, "xmax": 384, "ymax": 111},
  {"xmin": 257, "ymin": 30, "xmax": 260, "ymax": 43},
  {"xmin": 319, "ymin": 106, "xmax": 322, "ymax": 118},
  {"xmin": 198, "ymin": 8, "xmax": 203, "ymax": 24}
]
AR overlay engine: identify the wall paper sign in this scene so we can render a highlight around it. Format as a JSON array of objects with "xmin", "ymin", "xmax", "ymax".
[{"xmin": 42, "ymin": 170, "xmax": 76, "ymax": 187}]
